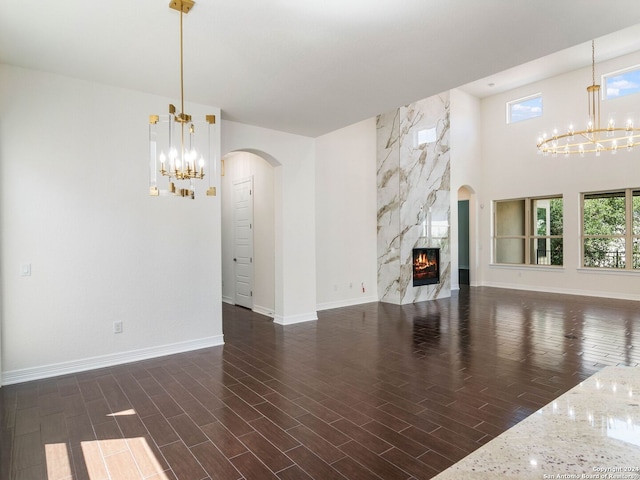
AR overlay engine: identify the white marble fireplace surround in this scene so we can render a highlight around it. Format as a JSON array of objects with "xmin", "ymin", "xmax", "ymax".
[{"xmin": 376, "ymin": 93, "xmax": 451, "ymax": 305}]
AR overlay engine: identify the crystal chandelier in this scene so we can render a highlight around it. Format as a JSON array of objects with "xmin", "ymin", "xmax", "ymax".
[
  {"xmin": 537, "ymin": 40, "xmax": 640, "ymax": 157},
  {"xmin": 149, "ymin": 0, "xmax": 217, "ymax": 198}
]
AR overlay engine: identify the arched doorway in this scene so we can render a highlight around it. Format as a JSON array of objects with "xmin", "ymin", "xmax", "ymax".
[
  {"xmin": 221, "ymin": 151, "xmax": 277, "ymax": 317},
  {"xmin": 457, "ymin": 185, "xmax": 475, "ymax": 287}
]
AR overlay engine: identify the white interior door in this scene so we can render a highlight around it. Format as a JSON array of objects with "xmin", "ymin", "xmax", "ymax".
[{"xmin": 233, "ymin": 177, "xmax": 254, "ymax": 309}]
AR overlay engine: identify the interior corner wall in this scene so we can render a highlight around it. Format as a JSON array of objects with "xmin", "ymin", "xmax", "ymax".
[
  {"xmin": 479, "ymin": 49, "xmax": 640, "ymax": 300},
  {"xmin": 377, "ymin": 93, "xmax": 452, "ymax": 305},
  {"xmin": 221, "ymin": 120, "xmax": 317, "ymax": 324},
  {"xmin": 0, "ymin": 64, "xmax": 223, "ymax": 385},
  {"xmin": 315, "ymin": 118, "xmax": 379, "ymax": 310},
  {"xmin": 221, "ymin": 151, "xmax": 275, "ymax": 317}
]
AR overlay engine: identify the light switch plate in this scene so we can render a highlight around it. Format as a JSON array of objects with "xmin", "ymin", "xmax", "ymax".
[{"xmin": 20, "ymin": 263, "xmax": 31, "ymax": 277}]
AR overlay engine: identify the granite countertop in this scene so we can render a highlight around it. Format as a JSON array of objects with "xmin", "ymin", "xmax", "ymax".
[{"xmin": 432, "ymin": 366, "xmax": 640, "ymax": 480}]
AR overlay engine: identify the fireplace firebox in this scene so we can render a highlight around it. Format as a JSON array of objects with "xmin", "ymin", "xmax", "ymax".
[{"xmin": 412, "ymin": 248, "xmax": 440, "ymax": 286}]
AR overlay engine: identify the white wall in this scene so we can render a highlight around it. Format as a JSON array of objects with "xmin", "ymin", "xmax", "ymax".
[
  {"xmin": 315, "ymin": 118, "xmax": 378, "ymax": 310},
  {"xmin": 0, "ymin": 64, "xmax": 223, "ymax": 384},
  {"xmin": 221, "ymin": 151, "xmax": 275, "ymax": 317},
  {"xmin": 450, "ymin": 89, "xmax": 482, "ymax": 289},
  {"xmin": 477, "ymin": 49, "xmax": 640, "ymax": 300},
  {"xmin": 221, "ymin": 120, "xmax": 317, "ymax": 324}
]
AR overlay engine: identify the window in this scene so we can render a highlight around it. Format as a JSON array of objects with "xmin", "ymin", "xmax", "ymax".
[
  {"xmin": 494, "ymin": 196, "xmax": 563, "ymax": 265},
  {"xmin": 415, "ymin": 127, "xmax": 437, "ymax": 146},
  {"xmin": 581, "ymin": 189, "xmax": 640, "ymax": 269},
  {"xmin": 603, "ymin": 65, "xmax": 640, "ymax": 100},
  {"xmin": 506, "ymin": 93, "xmax": 543, "ymax": 124}
]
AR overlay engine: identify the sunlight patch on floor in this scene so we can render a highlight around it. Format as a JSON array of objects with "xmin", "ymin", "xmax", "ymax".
[
  {"xmin": 45, "ymin": 443, "xmax": 72, "ymax": 480},
  {"xmin": 46, "ymin": 437, "xmax": 168, "ymax": 479},
  {"xmin": 107, "ymin": 409, "xmax": 137, "ymax": 417}
]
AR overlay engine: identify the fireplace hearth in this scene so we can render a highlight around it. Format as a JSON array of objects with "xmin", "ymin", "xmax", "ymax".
[{"xmin": 412, "ymin": 248, "xmax": 440, "ymax": 286}]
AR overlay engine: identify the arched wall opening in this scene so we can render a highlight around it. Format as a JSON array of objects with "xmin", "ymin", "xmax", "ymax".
[{"xmin": 221, "ymin": 150, "xmax": 279, "ymax": 318}]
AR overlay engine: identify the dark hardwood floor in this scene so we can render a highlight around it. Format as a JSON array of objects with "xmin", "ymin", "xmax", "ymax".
[{"xmin": 2, "ymin": 286, "xmax": 640, "ymax": 480}]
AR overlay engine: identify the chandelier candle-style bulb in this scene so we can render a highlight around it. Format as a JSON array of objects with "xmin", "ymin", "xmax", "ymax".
[
  {"xmin": 148, "ymin": 0, "xmax": 217, "ymax": 198},
  {"xmin": 160, "ymin": 152, "xmax": 166, "ymax": 172}
]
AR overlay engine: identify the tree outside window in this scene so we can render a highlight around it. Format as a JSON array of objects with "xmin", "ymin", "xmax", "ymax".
[{"xmin": 582, "ymin": 189, "xmax": 640, "ymax": 269}]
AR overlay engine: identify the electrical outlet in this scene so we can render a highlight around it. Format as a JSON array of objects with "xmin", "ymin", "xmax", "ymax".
[{"xmin": 113, "ymin": 321, "xmax": 123, "ymax": 334}]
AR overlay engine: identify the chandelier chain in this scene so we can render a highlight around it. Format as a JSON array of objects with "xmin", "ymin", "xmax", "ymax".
[
  {"xmin": 180, "ymin": 8, "xmax": 185, "ymax": 119},
  {"xmin": 591, "ymin": 40, "xmax": 595, "ymax": 87}
]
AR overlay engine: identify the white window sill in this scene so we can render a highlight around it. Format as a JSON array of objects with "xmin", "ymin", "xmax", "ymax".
[
  {"xmin": 577, "ymin": 267, "xmax": 640, "ymax": 277},
  {"xmin": 490, "ymin": 263, "xmax": 564, "ymax": 273}
]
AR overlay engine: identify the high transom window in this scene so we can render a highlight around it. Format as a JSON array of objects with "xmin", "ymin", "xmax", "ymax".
[
  {"xmin": 506, "ymin": 93, "xmax": 543, "ymax": 124},
  {"xmin": 603, "ymin": 65, "xmax": 640, "ymax": 100}
]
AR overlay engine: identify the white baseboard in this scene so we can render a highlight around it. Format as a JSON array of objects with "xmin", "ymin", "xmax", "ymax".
[
  {"xmin": 316, "ymin": 295, "xmax": 379, "ymax": 311},
  {"xmin": 480, "ymin": 281, "xmax": 640, "ymax": 302},
  {"xmin": 222, "ymin": 295, "xmax": 234, "ymax": 305},
  {"xmin": 253, "ymin": 304, "xmax": 275, "ymax": 318},
  {"xmin": 273, "ymin": 312, "xmax": 318, "ymax": 325},
  {"xmin": 2, "ymin": 335, "xmax": 225, "ymax": 386}
]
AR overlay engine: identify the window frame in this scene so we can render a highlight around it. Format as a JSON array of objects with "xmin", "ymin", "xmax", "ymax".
[
  {"xmin": 506, "ymin": 93, "xmax": 543, "ymax": 124},
  {"xmin": 493, "ymin": 195, "xmax": 563, "ymax": 266},
  {"xmin": 602, "ymin": 64, "xmax": 640, "ymax": 100},
  {"xmin": 581, "ymin": 188, "xmax": 640, "ymax": 270}
]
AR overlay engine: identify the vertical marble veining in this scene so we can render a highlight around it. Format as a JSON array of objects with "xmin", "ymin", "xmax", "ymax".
[
  {"xmin": 377, "ymin": 109, "xmax": 402, "ymax": 303},
  {"xmin": 377, "ymin": 93, "xmax": 451, "ymax": 305}
]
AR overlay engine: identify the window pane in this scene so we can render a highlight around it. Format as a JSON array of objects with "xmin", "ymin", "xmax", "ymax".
[
  {"xmin": 532, "ymin": 198, "xmax": 563, "ymax": 236},
  {"xmin": 496, "ymin": 200, "xmax": 525, "ymax": 236},
  {"xmin": 583, "ymin": 237, "xmax": 626, "ymax": 268},
  {"xmin": 634, "ymin": 238, "xmax": 640, "ymax": 269},
  {"xmin": 604, "ymin": 67, "xmax": 640, "ymax": 99},
  {"xmin": 583, "ymin": 193, "xmax": 626, "ymax": 236},
  {"xmin": 531, "ymin": 238, "xmax": 563, "ymax": 266},
  {"xmin": 507, "ymin": 95, "xmax": 542, "ymax": 123},
  {"xmin": 496, "ymin": 238, "xmax": 525, "ymax": 264},
  {"xmin": 536, "ymin": 204, "xmax": 548, "ymax": 235},
  {"xmin": 549, "ymin": 198, "xmax": 563, "ymax": 235},
  {"xmin": 634, "ymin": 190, "xmax": 640, "ymax": 235},
  {"xmin": 550, "ymin": 238, "xmax": 564, "ymax": 266}
]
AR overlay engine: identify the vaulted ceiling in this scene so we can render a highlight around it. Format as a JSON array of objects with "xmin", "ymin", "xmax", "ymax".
[{"xmin": 2, "ymin": 0, "xmax": 640, "ymax": 137}]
